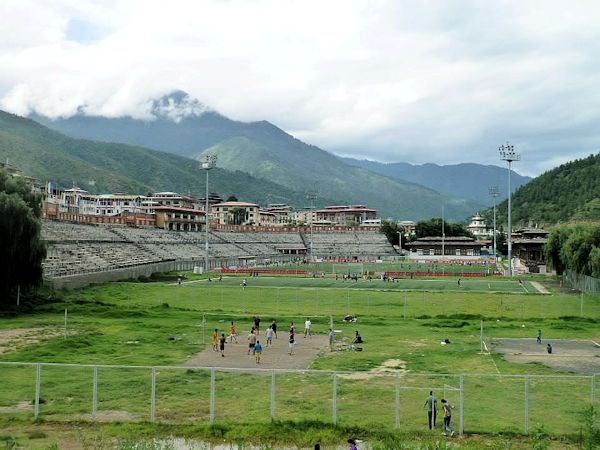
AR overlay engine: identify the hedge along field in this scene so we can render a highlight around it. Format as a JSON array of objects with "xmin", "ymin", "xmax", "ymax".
[{"xmin": 0, "ymin": 274, "xmax": 599, "ymax": 438}]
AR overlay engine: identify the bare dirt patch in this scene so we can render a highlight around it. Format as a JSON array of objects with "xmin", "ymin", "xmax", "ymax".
[
  {"xmin": 184, "ymin": 332, "xmax": 330, "ymax": 370},
  {"xmin": 491, "ymin": 338, "xmax": 600, "ymax": 374},
  {"xmin": 0, "ymin": 327, "xmax": 64, "ymax": 355},
  {"xmin": 338, "ymin": 358, "xmax": 409, "ymax": 380},
  {"xmin": 0, "ymin": 400, "xmax": 32, "ymax": 413}
]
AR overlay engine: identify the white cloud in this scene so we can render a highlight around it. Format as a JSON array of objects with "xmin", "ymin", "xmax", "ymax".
[{"xmin": 1, "ymin": 0, "xmax": 600, "ymax": 176}]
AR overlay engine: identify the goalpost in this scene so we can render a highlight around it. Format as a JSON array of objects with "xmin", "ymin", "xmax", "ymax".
[{"xmin": 332, "ymin": 263, "xmax": 364, "ymax": 276}]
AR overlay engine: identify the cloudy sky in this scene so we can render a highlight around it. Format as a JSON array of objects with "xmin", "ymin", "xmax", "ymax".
[{"xmin": 1, "ymin": 0, "xmax": 599, "ymax": 176}]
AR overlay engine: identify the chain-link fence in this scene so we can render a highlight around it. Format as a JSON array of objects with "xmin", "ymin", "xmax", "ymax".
[
  {"xmin": 564, "ymin": 270, "xmax": 600, "ymax": 295},
  {"xmin": 0, "ymin": 362, "xmax": 595, "ymax": 435}
]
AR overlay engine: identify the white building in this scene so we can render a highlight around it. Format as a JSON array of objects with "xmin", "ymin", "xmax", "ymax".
[{"xmin": 467, "ymin": 213, "xmax": 491, "ymax": 238}]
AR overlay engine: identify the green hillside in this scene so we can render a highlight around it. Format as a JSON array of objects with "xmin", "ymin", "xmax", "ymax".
[
  {"xmin": 0, "ymin": 111, "xmax": 334, "ymax": 206},
  {"xmin": 485, "ymin": 153, "xmax": 600, "ymax": 226},
  {"xmin": 33, "ymin": 91, "xmax": 484, "ymax": 221},
  {"xmin": 198, "ymin": 126, "xmax": 483, "ymax": 221}
]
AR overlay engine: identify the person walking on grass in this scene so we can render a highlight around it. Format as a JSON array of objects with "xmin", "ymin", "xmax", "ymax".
[
  {"xmin": 255, "ymin": 340, "xmax": 263, "ymax": 364},
  {"xmin": 219, "ymin": 333, "xmax": 226, "ymax": 357},
  {"xmin": 229, "ymin": 321, "xmax": 238, "ymax": 343},
  {"xmin": 424, "ymin": 391, "xmax": 438, "ymax": 429},
  {"xmin": 265, "ymin": 325, "xmax": 274, "ymax": 347},
  {"xmin": 328, "ymin": 328, "xmax": 335, "ymax": 352},
  {"xmin": 304, "ymin": 317, "xmax": 312, "ymax": 338},
  {"xmin": 248, "ymin": 328, "xmax": 257, "ymax": 355},
  {"xmin": 212, "ymin": 328, "xmax": 218, "ymax": 352},
  {"xmin": 441, "ymin": 399, "xmax": 454, "ymax": 436}
]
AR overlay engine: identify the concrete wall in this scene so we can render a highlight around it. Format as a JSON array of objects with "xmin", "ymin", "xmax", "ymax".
[{"xmin": 45, "ymin": 254, "xmax": 300, "ymax": 290}]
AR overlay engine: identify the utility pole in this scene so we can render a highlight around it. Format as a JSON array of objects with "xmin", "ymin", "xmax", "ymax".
[{"xmin": 307, "ymin": 193, "xmax": 317, "ymax": 262}]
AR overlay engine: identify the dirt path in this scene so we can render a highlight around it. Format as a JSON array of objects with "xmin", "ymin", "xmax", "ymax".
[
  {"xmin": 530, "ymin": 281, "xmax": 551, "ymax": 294},
  {"xmin": 184, "ymin": 332, "xmax": 330, "ymax": 370}
]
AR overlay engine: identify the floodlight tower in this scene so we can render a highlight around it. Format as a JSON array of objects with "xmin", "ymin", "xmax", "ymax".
[
  {"xmin": 201, "ymin": 154, "xmax": 217, "ymax": 273},
  {"xmin": 488, "ymin": 186, "xmax": 499, "ymax": 261},
  {"xmin": 499, "ymin": 143, "xmax": 520, "ymax": 277},
  {"xmin": 307, "ymin": 193, "xmax": 317, "ymax": 262}
]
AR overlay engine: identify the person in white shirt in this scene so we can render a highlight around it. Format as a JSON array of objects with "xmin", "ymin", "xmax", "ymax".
[
  {"xmin": 265, "ymin": 326, "xmax": 274, "ymax": 347},
  {"xmin": 304, "ymin": 317, "xmax": 312, "ymax": 338}
]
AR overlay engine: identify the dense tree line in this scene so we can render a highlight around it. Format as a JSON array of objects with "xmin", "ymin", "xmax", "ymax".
[
  {"xmin": 381, "ymin": 218, "xmax": 472, "ymax": 247},
  {"xmin": 484, "ymin": 153, "xmax": 600, "ymax": 226},
  {"xmin": 0, "ymin": 170, "xmax": 46, "ymax": 306},
  {"xmin": 546, "ymin": 223, "xmax": 600, "ymax": 277}
]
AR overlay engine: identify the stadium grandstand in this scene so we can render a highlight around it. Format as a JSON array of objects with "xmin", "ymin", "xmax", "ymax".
[{"xmin": 41, "ymin": 220, "xmax": 396, "ymax": 281}]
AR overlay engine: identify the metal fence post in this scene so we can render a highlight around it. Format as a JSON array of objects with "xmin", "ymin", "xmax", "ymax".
[
  {"xmin": 92, "ymin": 366, "xmax": 98, "ymax": 420},
  {"xmin": 459, "ymin": 375, "xmax": 464, "ymax": 436},
  {"xmin": 150, "ymin": 367, "xmax": 156, "ymax": 422},
  {"xmin": 332, "ymin": 372, "xmax": 337, "ymax": 425},
  {"xmin": 395, "ymin": 373, "xmax": 400, "ymax": 429},
  {"xmin": 210, "ymin": 368, "xmax": 215, "ymax": 422},
  {"xmin": 592, "ymin": 374, "xmax": 596, "ymax": 427},
  {"xmin": 524, "ymin": 376, "xmax": 529, "ymax": 434},
  {"xmin": 270, "ymin": 370, "xmax": 276, "ymax": 420},
  {"xmin": 34, "ymin": 363, "xmax": 41, "ymax": 419}
]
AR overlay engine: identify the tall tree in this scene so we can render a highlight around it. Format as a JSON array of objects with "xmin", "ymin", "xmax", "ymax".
[
  {"xmin": 415, "ymin": 218, "xmax": 473, "ymax": 239},
  {"xmin": 0, "ymin": 171, "xmax": 46, "ymax": 304}
]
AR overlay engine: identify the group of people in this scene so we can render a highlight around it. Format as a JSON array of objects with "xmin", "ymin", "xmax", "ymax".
[{"xmin": 424, "ymin": 391, "xmax": 455, "ymax": 436}]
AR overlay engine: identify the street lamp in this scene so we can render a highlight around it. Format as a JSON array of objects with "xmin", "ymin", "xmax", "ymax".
[
  {"xmin": 488, "ymin": 186, "xmax": 499, "ymax": 261},
  {"xmin": 201, "ymin": 154, "xmax": 217, "ymax": 273},
  {"xmin": 499, "ymin": 143, "xmax": 520, "ymax": 277}
]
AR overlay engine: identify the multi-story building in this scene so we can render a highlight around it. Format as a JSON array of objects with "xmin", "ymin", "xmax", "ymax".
[
  {"xmin": 314, "ymin": 205, "xmax": 377, "ymax": 226},
  {"xmin": 211, "ymin": 201, "xmax": 260, "ymax": 225}
]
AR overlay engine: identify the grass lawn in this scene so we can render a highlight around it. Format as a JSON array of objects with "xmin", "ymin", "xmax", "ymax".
[{"xmin": 0, "ymin": 274, "xmax": 598, "ymax": 448}]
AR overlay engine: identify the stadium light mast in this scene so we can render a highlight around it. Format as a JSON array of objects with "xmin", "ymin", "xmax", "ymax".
[
  {"xmin": 441, "ymin": 205, "xmax": 445, "ymax": 259},
  {"xmin": 488, "ymin": 186, "xmax": 499, "ymax": 261},
  {"xmin": 499, "ymin": 143, "xmax": 520, "ymax": 277},
  {"xmin": 201, "ymin": 154, "xmax": 217, "ymax": 273},
  {"xmin": 307, "ymin": 193, "xmax": 317, "ymax": 262}
]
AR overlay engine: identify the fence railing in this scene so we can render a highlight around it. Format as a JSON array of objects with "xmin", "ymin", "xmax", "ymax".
[
  {"xmin": 564, "ymin": 270, "xmax": 600, "ymax": 294},
  {"xmin": 0, "ymin": 362, "xmax": 595, "ymax": 435}
]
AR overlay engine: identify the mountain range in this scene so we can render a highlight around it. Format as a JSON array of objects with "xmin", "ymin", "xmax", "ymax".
[
  {"xmin": 27, "ymin": 90, "xmax": 502, "ymax": 221},
  {"xmin": 0, "ymin": 110, "xmax": 326, "ymax": 207},
  {"xmin": 340, "ymin": 158, "xmax": 531, "ymax": 206}
]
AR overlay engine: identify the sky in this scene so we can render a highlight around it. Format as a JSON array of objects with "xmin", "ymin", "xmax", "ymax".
[{"xmin": 1, "ymin": 1, "xmax": 600, "ymax": 176}]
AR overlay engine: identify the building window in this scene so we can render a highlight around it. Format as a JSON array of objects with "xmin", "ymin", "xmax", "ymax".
[
  {"xmin": 456, "ymin": 249, "xmax": 461, "ymax": 256},
  {"xmin": 467, "ymin": 249, "xmax": 474, "ymax": 256},
  {"xmin": 429, "ymin": 249, "xmax": 434, "ymax": 256}
]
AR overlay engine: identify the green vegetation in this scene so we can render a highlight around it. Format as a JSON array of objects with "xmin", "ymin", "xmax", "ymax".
[
  {"xmin": 0, "ymin": 110, "xmax": 334, "ymax": 207},
  {"xmin": 0, "ymin": 273, "xmax": 598, "ymax": 449},
  {"xmin": 486, "ymin": 153, "xmax": 600, "ymax": 226},
  {"xmin": 0, "ymin": 169, "xmax": 45, "ymax": 305},
  {"xmin": 546, "ymin": 223, "xmax": 600, "ymax": 276}
]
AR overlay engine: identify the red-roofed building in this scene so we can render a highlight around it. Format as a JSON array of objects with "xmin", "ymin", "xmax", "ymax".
[
  {"xmin": 154, "ymin": 206, "xmax": 205, "ymax": 231},
  {"xmin": 314, "ymin": 205, "xmax": 377, "ymax": 226}
]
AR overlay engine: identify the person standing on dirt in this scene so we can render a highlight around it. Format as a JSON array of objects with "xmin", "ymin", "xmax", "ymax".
[
  {"xmin": 255, "ymin": 340, "xmax": 263, "ymax": 364},
  {"xmin": 424, "ymin": 391, "xmax": 438, "ymax": 429},
  {"xmin": 265, "ymin": 325, "xmax": 274, "ymax": 347},
  {"xmin": 212, "ymin": 328, "xmax": 218, "ymax": 352},
  {"xmin": 288, "ymin": 332, "xmax": 295, "ymax": 355},
  {"xmin": 254, "ymin": 316, "xmax": 261, "ymax": 334},
  {"xmin": 229, "ymin": 321, "xmax": 238, "ymax": 343},
  {"xmin": 219, "ymin": 333, "xmax": 226, "ymax": 357},
  {"xmin": 304, "ymin": 317, "xmax": 312, "ymax": 338},
  {"xmin": 271, "ymin": 320, "xmax": 278, "ymax": 338},
  {"xmin": 248, "ymin": 329, "xmax": 257, "ymax": 355}
]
